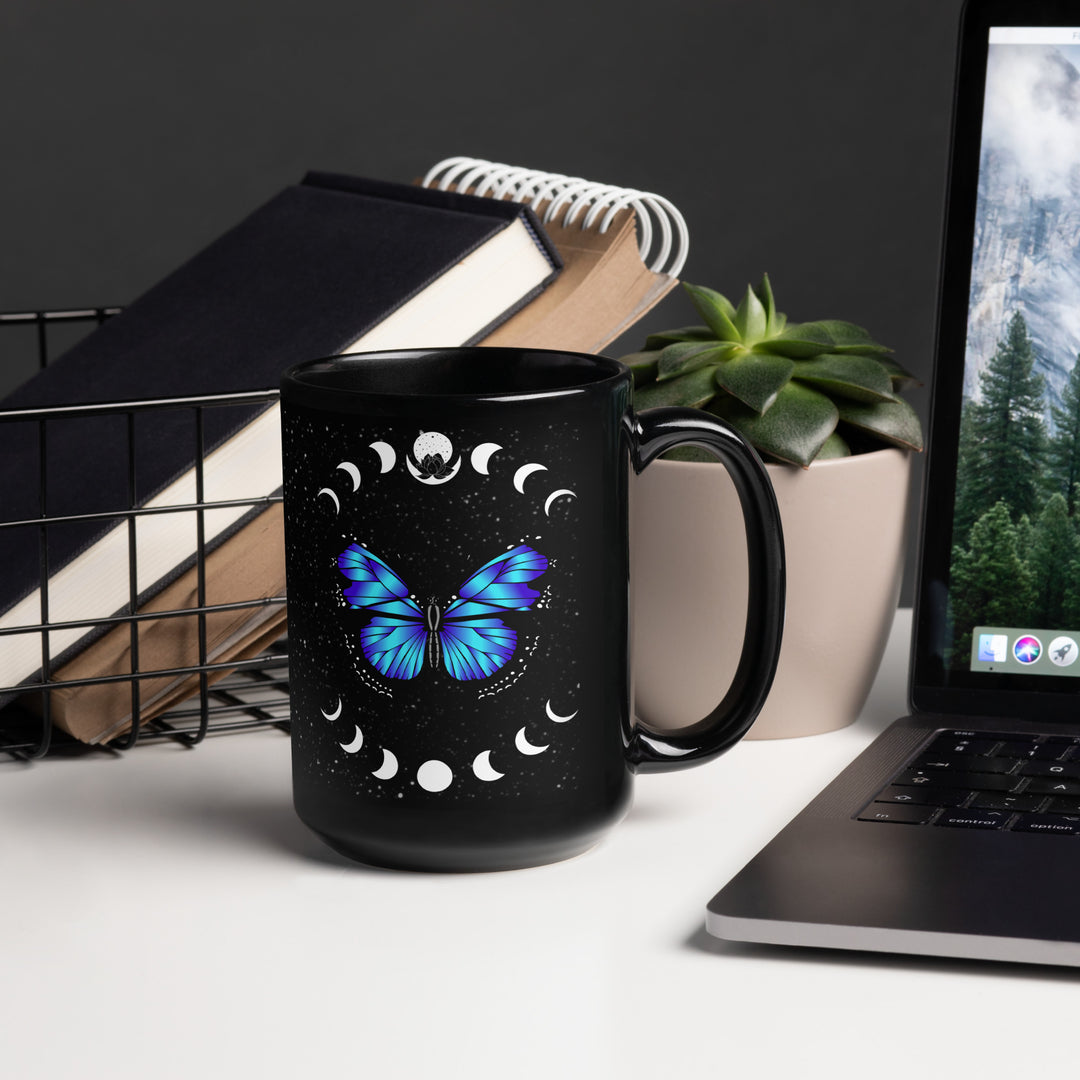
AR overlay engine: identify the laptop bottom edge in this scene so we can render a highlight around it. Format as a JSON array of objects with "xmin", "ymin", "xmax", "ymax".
[{"xmin": 704, "ymin": 911, "xmax": 1080, "ymax": 967}]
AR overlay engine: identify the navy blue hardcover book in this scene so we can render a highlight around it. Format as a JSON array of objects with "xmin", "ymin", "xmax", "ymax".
[{"xmin": 0, "ymin": 171, "xmax": 561, "ymax": 706}]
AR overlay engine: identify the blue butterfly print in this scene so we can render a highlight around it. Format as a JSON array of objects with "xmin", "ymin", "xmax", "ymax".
[{"xmin": 337, "ymin": 543, "xmax": 549, "ymax": 681}]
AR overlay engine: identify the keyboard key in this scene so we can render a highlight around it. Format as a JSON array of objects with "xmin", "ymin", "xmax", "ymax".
[
  {"xmin": 858, "ymin": 805, "xmax": 937, "ymax": 824},
  {"xmin": 934, "ymin": 809, "xmax": 1010, "ymax": 830},
  {"xmin": 894, "ymin": 770, "xmax": 1018, "ymax": 791},
  {"xmin": 1045, "ymin": 797, "xmax": 1080, "ymax": 815},
  {"xmin": 1018, "ymin": 761, "xmax": 1080, "ymax": 779},
  {"xmin": 1011, "ymin": 813, "xmax": 1080, "ymax": 835},
  {"xmin": 998, "ymin": 740, "xmax": 1066, "ymax": 761},
  {"xmin": 1022, "ymin": 778, "xmax": 1080, "ymax": 797},
  {"xmin": 1028, "ymin": 743, "xmax": 1077, "ymax": 761},
  {"xmin": 913, "ymin": 753, "xmax": 1017, "ymax": 774},
  {"xmin": 969, "ymin": 792, "xmax": 1044, "ymax": 813},
  {"xmin": 926, "ymin": 734, "xmax": 1002, "ymax": 757},
  {"xmin": 874, "ymin": 786, "xmax": 967, "ymax": 807}
]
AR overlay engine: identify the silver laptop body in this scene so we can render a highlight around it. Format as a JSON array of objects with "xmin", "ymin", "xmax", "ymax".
[{"xmin": 707, "ymin": 0, "xmax": 1080, "ymax": 967}]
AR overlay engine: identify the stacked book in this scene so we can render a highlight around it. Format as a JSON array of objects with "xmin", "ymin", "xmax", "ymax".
[{"xmin": 0, "ymin": 158, "xmax": 688, "ymax": 744}]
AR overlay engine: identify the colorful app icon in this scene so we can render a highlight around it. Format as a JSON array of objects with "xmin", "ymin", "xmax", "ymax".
[
  {"xmin": 978, "ymin": 633, "xmax": 1009, "ymax": 662},
  {"xmin": 1013, "ymin": 635, "xmax": 1042, "ymax": 664},
  {"xmin": 1048, "ymin": 636, "xmax": 1078, "ymax": 668}
]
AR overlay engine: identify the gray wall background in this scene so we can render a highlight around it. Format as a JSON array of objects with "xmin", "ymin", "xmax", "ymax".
[{"xmin": 0, "ymin": 0, "xmax": 966, "ymax": 601}]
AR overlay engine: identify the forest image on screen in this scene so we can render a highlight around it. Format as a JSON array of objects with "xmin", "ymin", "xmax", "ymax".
[{"xmin": 949, "ymin": 38, "xmax": 1080, "ymax": 669}]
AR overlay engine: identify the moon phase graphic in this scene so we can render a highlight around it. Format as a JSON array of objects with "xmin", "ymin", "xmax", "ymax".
[
  {"xmin": 414, "ymin": 432, "xmax": 453, "ymax": 461},
  {"xmin": 543, "ymin": 489, "xmax": 576, "ymax": 516},
  {"xmin": 339, "ymin": 725, "xmax": 365, "ymax": 754},
  {"xmin": 472, "ymin": 750, "xmax": 505, "ymax": 782},
  {"xmin": 336, "ymin": 461, "xmax": 361, "ymax": 491},
  {"xmin": 372, "ymin": 748, "xmax": 399, "ymax": 780},
  {"xmin": 417, "ymin": 759, "xmax": 454, "ymax": 792},
  {"xmin": 470, "ymin": 442, "xmax": 502, "ymax": 474},
  {"xmin": 314, "ymin": 431, "xmax": 582, "ymax": 795},
  {"xmin": 513, "ymin": 463, "xmax": 547, "ymax": 492},
  {"xmin": 369, "ymin": 441, "xmax": 397, "ymax": 473},
  {"xmin": 515, "ymin": 726, "xmax": 549, "ymax": 755},
  {"xmin": 545, "ymin": 700, "xmax": 577, "ymax": 723}
]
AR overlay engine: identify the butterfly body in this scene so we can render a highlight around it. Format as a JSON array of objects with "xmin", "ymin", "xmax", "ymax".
[
  {"xmin": 424, "ymin": 600, "xmax": 442, "ymax": 671},
  {"xmin": 338, "ymin": 543, "xmax": 548, "ymax": 681}
]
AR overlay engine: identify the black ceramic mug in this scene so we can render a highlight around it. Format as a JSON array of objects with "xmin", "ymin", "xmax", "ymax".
[{"xmin": 280, "ymin": 347, "xmax": 784, "ymax": 871}]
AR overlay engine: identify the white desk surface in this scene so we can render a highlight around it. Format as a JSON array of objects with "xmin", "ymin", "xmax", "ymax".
[{"xmin": 3, "ymin": 607, "xmax": 1078, "ymax": 1080}]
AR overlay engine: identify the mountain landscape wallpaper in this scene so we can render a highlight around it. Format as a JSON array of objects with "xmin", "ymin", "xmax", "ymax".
[{"xmin": 949, "ymin": 41, "xmax": 1080, "ymax": 666}]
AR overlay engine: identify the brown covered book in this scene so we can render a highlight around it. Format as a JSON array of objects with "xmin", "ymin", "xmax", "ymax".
[{"xmin": 423, "ymin": 157, "xmax": 689, "ymax": 353}]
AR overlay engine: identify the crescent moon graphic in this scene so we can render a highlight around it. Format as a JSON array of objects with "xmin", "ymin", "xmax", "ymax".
[
  {"xmin": 470, "ymin": 442, "xmax": 503, "ymax": 474},
  {"xmin": 369, "ymin": 441, "xmax": 397, "ymax": 473},
  {"xmin": 514, "ymin": 726, "xmax": 549, "ymax": 756},
  {"xmin": 336, "ymin": 461, "xmax": 361, "ymax": 492},
  {"xmin": 545, "ymin": 700, "xmax": 578, "ymax": 724},
  {"xmin": 543, "ymin": 489, "xmax": 577, "ymax": 516},
  {"xmin": 317, "ymin": 487, "xmax": 341, "ymax": 515},
  {"xmin": 339, "ymin": 724, "xmax": 364, "ymax": 754},
  {"xmin": 406, "ymin": 455, "xmax": 463, "ymax": 485},
  {"xmin": 472, "ymin": 749, "xmax": 505, "ymax": 782},
  {"xmin": 513, "ymin": 463, "xmax": 548, "ymax": 493},
  {"xmin": 320, "ymin": 698, "xmax": 342, "ymax": 722},
  {"xmin": 372, "ymin": 748, "xmax": 399, "ymax": 780}
]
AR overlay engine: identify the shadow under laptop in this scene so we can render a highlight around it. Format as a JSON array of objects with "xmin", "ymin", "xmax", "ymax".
[{"xmin": 683, "ymin": 924, "xmax": 1080, "ymax": 981}]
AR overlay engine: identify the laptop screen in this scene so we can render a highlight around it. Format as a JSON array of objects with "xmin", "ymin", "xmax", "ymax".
[{"xmin": 914, "ymin": 3, "xmax": 1080, "ymax": 715}]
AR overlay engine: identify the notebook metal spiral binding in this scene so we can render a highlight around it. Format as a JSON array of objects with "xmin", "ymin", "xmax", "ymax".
[
  {"xmin": 0, "ymin": 307, "xmax": 290, "ymax": 761},
  {"xmin": 422, "ymin": 156, "xmax": 690, "ymax": 278}
]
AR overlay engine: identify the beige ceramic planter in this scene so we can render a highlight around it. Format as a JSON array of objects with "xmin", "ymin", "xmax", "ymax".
[{"xmin": 630, "ymin": 447, "xmax": 912, "ymax": 740}]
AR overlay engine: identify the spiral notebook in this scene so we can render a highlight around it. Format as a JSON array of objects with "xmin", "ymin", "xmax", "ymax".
[{"xmin": 421, "ymin": 158, "xmax": 688, "ymax": 354}]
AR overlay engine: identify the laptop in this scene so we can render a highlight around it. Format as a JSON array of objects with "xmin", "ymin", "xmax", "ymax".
[{"xmin": 706, "ymin": 0, "xmax": 1080, "ymax": 967}]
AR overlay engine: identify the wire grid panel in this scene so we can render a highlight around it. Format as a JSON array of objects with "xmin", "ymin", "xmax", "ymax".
[{"xmin": 0, "ymin": 308, "xmax": 290, "ymax": 759}]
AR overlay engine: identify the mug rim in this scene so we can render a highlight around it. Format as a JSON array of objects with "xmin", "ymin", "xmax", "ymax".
[{"xmin": 280, "ymin": 346, "xmax": 629, "ymax": 406}]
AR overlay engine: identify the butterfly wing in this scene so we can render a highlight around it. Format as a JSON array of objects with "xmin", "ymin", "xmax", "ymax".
[
  {"xmin": 440, "ymin": 619, "xmax": 518, "ymax": 681},
  {"xmin": 444, "ymin": 544, "xmax": 549, "ymax": 618},
  {"xmin": 439, "ymin": 545, "xmax": 548, "ymax": 681},
  {"xmin": 338, "ymin": 543, "xmax": 426, "ymax": 680}
]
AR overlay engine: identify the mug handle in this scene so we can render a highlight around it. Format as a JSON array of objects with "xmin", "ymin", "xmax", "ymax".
[{"xmin": 625, "ymin": 406, "xmax": 786, "ymax": 773}]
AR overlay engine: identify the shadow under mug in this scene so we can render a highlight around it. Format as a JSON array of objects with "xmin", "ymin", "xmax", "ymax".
[{"xmin": 280, "ymin": 347, "xmax": 784, "ymax": 871}]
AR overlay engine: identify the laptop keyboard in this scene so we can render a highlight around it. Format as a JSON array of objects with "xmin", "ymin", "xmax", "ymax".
[{"xmin": 858, "ymin": 730, "xmax": 1080, "ymax": 835}]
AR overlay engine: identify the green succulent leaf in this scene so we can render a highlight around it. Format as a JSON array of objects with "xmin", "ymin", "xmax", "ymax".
[
  {"xmin": 836, "ymin": 397, "xmax": 924, "ymax": 451},
  {"xmin": 682, "ymin": 283, "xmax": 741, "ymax": 342},
  {"xmin": 790, "ymin": 353, "xmax": 897, "ymax": 403},
  {"xmin": 733, "ymin": 283, "xmax": 768, "ymax": 343},
  {"xmin": 807, "ymin": 320, "xmax": 893, "ymax": 353},
  {"xmin": 619, "ymin": 276, "xmax": 924, "ymax": 460},
  {"xmin": 623, "ymin": 350, "xmax": 661, "ymax": 386},
  {"xmin": 763, "ymin": 320, "xmax": 893, "ymax": 358},
  {"xmin": 644, "ymin": 325, "xmax": 715, "ymax": 350},
  {"xmin": 656, "ymin": 342, "xmax": 734, "ymax": 381},
  {"xmin": 712, "ymin": 350, "xmax": 794, "ymax": 414},
  {"xmin": 876, "ymin": 355, "xmax": 923, "ymax": 391},
  {"xmin": 711, "ymin": 382, "xmax": 839, "ymax": 467},
  {"xmin": 814, "ymin": 431, "xmax": 852, "ymax": 459},
  {"xmin": 756, "ymin": 273, "xmax": 777, "ymax": 333},
  {"xmin": 634, "ymin": 365, "xmax": 719, "ymax": 410}
]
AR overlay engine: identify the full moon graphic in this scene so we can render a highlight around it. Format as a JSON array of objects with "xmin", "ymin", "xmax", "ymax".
[{"xmin": 414, "ymin": 432, "xmax": 453, "ymax": 461}]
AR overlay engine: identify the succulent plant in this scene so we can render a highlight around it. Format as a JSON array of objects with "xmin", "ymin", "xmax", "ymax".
[{"xmin": 623, "ymin": 276, "xmax": 923, "ymax": 467}]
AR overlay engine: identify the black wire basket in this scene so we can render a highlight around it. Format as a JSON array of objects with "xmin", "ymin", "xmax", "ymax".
[{"xmin": 0, "ymin": 307, "xmax": 290, "ymax": 760}]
